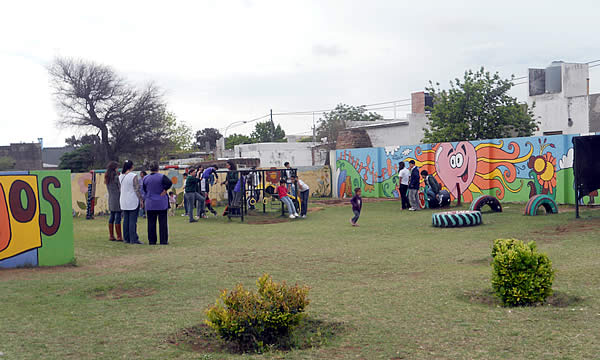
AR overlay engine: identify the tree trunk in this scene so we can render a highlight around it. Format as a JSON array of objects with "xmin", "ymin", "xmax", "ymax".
[{"xmin": 100, "ymin": 127, "xmax": 113, "ymax": 163}]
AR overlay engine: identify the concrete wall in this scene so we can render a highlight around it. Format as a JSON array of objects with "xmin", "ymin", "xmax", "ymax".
[
  {"xmin": 71, "ymin": 166, "xmax": 332, "ymax": 216},
  {"xmin": 0, "ymin": 143, "xmax": 43, "ymax": 170},
  {"xmin": 233, "ymin": 142, "xmax": 317, "ymax": 167},
  {"xmin": 590, "ymin": 94, "xmax": 600, "ymax": 132},
  {"xmin": 529, "ymin": 62, "xmax": 590, "ymax": 135},
  {"xmin": 0, "ymin": 170, "xmax": 75, "ymax": 268},
  {"xmin": 333, "ymin": 133, "xmax": 600, "ymax": 205}
]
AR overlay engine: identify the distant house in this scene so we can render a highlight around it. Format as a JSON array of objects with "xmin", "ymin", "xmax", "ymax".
[
  {"xmin": 0, "ymin": 143, "xmax": 43, "ymax": 170},
  {"xmin": 42, "ymin": 146, "xmax": 75, "ymax": 168}
]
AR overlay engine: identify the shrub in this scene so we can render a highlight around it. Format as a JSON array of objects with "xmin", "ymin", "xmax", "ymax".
[
  {"xmin": 205, "ymin": 274, "xmax": 310, "ymax": 352},
  {"xmin": 491, "ymin": 238, "xmax": 555, "ymax": 306}
]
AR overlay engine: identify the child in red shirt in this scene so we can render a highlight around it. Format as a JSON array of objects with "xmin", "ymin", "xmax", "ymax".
[{"xmin": 276, "ymin": 179, "xmax": 298, "ymax": 218}]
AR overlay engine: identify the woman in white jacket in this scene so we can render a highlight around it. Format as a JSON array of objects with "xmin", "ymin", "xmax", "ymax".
[{"xmin": 119, "ymin": 160, "xmax": 144, "ymax": 244}]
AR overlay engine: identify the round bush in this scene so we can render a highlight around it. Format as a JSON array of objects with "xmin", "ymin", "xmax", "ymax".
[
  {"xmin": 491, "ymin": 239, "xmax": 555, "ymax": 306},
  {"xmin": 205, "ymin": 274, "xmax": 310, "ymax": 351}
]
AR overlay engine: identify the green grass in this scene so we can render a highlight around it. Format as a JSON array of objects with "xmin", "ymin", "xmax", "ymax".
[{"xmin": 1, "ymin": 202, "xmax": 600, "ymax": 359}]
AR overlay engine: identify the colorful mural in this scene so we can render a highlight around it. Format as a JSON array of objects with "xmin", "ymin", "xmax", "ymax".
[
  {"xmin": 335, "ymin": 134, "xmax": 598, "ymax": 205},
  {"xmin": 71, "ymin": 166, "xmax": 332, "ymax": 216},
  {"xmin": 0, "ymin": 170, "xmax": 75, "ymax": 268}
]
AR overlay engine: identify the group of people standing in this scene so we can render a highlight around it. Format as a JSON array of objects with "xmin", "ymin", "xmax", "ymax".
[
  {"xmin": 105, "ymin": 160, "xmax": 173, "ymax": 245},
  {"xmin": 398, "ymin": 160, "xmax": 444, "ymax": 211}
]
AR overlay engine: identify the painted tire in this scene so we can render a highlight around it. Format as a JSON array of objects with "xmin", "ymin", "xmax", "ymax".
[
  {"xmin": 470, "ymin": 195, "xmax": 502, "ymax": 212},
  {"xmin": 524, "ymin": 195, "xmax": 558, "ymax": 216},
  {"xmin": 432, "ymin": 210, "xmax": 482, "ymax": 228}
]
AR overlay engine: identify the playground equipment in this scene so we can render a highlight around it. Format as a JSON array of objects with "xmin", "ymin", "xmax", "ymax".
[
  {"xmin": 432, "ymin": 210, "xmax": 482, "ymax": 228},
  {"xmin": 524, "ymin": 195, "xmax": 558, "ymax": 216},
  {"xmin": 218, "ymin": 167, "xmax": 300, "ymax": 221},
  {"xmin": 470, "ymin": 195, "xmax": 502, "ymax": 212}
]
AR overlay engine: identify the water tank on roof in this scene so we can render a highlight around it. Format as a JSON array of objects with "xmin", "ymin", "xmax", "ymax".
[{"xmin": 545, "ymin": 62, "xmax": 562, "ymax": 94}]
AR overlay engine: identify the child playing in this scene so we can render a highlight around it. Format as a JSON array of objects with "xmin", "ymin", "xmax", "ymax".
[
  {"xmin": 276, "ymin": 179, "xmax": 299, "ymax": 219},
  {"xmin": 168, "ymin": 191, "xmax": 176, "ymax": 216},
  {"xmin": 350, "ymin": 187, "xmax": 362, "ymax": 226}
]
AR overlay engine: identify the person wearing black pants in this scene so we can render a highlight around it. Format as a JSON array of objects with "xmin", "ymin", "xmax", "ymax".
[
  {"xmin": 291, "ymin": 175, "xmax": 310, "ymax": 218},
  {"xmin": 143, "ymin": 162, "xmax": 173, "ymax": 245},
  {"xmin": 398, "ymin": 161, "xmax": 410, "ymax": 210}
]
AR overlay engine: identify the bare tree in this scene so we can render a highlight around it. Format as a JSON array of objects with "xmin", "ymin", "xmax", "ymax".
[{"xmin": 49, "ymin": 57, "xmax": 169, "ymax": 162}]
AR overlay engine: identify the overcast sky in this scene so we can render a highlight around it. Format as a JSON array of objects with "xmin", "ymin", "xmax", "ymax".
[{"xmin": 1, "ymin": 0, "xmax": 599, "ymax": 147}]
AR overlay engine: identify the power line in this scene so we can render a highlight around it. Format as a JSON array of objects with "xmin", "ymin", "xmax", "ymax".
[
  {"xmin": 272, "ymin": 97, "xmax": 412, "ymax": 116},
  {"xmin": 590, "ymin": 63, "xmax": 600, "ymax": 68},
  {"xmin": 587, "ymin": 59, "xmax": 600, "ymax": 64}
]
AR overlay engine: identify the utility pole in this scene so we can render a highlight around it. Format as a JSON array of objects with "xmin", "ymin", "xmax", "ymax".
[{"xmin": 312, "ymin": 112, "xmax": 316, "ymax": 143}]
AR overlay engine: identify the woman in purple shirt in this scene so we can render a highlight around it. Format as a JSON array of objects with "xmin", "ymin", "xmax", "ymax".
[{"xmin": 142, "ymin": 162, "xmax": 173, "ymax": 245}]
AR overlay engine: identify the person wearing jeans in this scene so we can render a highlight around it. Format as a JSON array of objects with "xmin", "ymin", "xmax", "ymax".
[
  {"xmin": 291, "ymin": 175, "xmax": 310, "ymax": 218},
  {"xmin": 407, "ymin": 160, "xmax": 421, "ymax": 211},
  {"xmin": 143, "ymin": 161, "xmax": 172, "ymax": 245},
  {"xmin": 184, "ymin": 168, "xmax": 204, "ymax": 223},
  {"xmin": 276, "ymin": 179, "xmax": 298, "ymax": 218},
  {"xmin": 119, "ymin": 160, "xmax": 143, "ymax": 244},
  {"xmin": 105, "ymin": 161, "xmax": 123, "ymax": 241}
]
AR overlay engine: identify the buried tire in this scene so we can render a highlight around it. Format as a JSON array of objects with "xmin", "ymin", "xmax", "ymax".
[
  {"xmin": 524, "ymin": 194, "xmax": 558, "ymax": 216},
  {"xmin": 432, "ymin": 210, "xmax": 482, "ymax": 228},
  {"xmin": 470, "ymin": 195, "xmax": 502, "ymax": 212}
]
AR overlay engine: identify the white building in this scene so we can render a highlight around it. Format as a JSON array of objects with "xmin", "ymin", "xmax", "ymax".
[
  {"xmin": 528, "ymin": 61, "xmax": 598, "ymax": 135},
  {"xmin": 233, "ymin": 142, "xmax": 324, "ymax": 167}
]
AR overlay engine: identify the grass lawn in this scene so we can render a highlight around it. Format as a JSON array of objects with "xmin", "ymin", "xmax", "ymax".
[{"xmin": 1, "ymin": 201, "xmax": 600, "ymax": 359}]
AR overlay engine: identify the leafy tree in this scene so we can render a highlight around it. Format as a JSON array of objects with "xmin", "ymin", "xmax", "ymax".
[
  {"xmin": 0, "ymin": 156, "xmax": 16, "ymax": 171},
  {"xmin": 225, "ymin": 133, "xmax": 253, "ymax": 149},
  {"xmin": 49, "ymin": 57, "xmax": 171, "ymax": 163},
  {"xmin": 317, "ymin": 104, "xmax": 383, "ymax": 145},
  {"xmin": 163, "ymin": 112, "xmax": 194, "ymax": 153},
  {"xmin": 65, "ymin": 134, "xmax": 101, "ymax": 148},
  {"xmin": 423, "ymin": 67, "xmax": 539, "ymax": 143},
  {"xmin": 250, "ymin": 120, "xmax": 286, "ymax": 143},
  {"xmin": 58, "ymin": 145, "xmax": 96, "ymax": 172},
  {"xmin": 195, "ymin": 127, "xmax": 222, "ymax": 150}
]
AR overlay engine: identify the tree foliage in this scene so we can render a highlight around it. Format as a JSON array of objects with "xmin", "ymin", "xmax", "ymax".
[
  {"xmin": 163, "ymin": 112, "xmax": 194, "ymax": 154},
  {"xmin": 317, "ymin": 104, "xmax": 383, "ymax": 144},
  {"xmin": 58, "ymin": 144, "xmax": 96, "ymax": 172},
  {"xmin": 423, "ymin": 67, "xmax": 539, "ymax": 143},
  {"xmin": 195, "ymin": 128, "xmax": 222, "ymax": 150},
  {"xmin": 251, "ymin": 120, "xmax": 286, "ymax": 143},
  {"xmin": 48, "ymin": 57, "xmax": 175, "ymax": 163},
  {"xmin": 225, "ymin": 133, "xmax": 253, "ymax": 149}
]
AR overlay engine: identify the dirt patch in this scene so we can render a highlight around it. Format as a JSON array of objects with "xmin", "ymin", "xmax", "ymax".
[
  {"xmin": 0, "ymin": 263, "xmax": 79, "ymax": 282},
  {"xmin": 88, "ymin": 285, "xmax": 157, "ymax": 300},
  {"xmin": 456, "ymin": 257, "xmax": 491, "ymax": 265},
  {"xmin": 530, "ymin": 218, "xmax": 600, "ymax": 242},
  {"xmin": 167, "ymin": 317, "xmax": 344, "ymax": 355},
  {"xmin": 459, "ymin": 289, "xmax": 584, "ymax": 308}
]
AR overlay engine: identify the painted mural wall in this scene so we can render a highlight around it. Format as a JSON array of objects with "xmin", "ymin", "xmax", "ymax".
[
  {"xmin": 335, "ymin": 134, "xmax": 599, "ymax": 205},
  {"xmin": 0, "ymin": 170, "xmax": 75, "ymax": 268},
  {"xmin": 71, "ymin": 166, "xmax": 331, "ymax": 216}
]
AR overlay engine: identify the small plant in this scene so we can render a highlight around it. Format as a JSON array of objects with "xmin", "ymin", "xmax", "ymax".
[
  {"xmin": 491, "ymin": 238, "xmax": 555, "ymax": 306},
  {"xmin": 205, "ymin": 274, "xmax": 310, "ymax": 352}
]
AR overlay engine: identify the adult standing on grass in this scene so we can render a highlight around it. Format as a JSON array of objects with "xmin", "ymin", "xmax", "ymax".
[
  {"xmin": 105, "ymin": 161, "xmax": 123, "ymax": 242},
  {"xmin": 398, "ymin": 162, "xmax": 410, "ymax": 210},
  {"xmin": 119, "ymin": 160, "xmax": 143, "ymax": 244},
  {"xmin": 184, "ymin": 168, "xmax": 204, "ymax": 223},
  {"xmin": 143, "ymin": 161, "xmax": 173, "ymax": 245},
  {"xmin": 291, "ymin": 175, "xmax": 310, "ymax": 218},
  {"xmin": 408, "ymin": 160, "xmax": 421, "ymax": 211},
  {"xmin": 223, "ymin": 161, "xmax": 239, "ymax": 212}
]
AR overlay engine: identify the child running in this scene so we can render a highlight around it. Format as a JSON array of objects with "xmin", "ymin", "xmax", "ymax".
[
  {"xmin": 350, "ymin": 187, "xmax": 362, "ymax": 226},
  {"xmin": 276, "ymin": 179, "xmax": 299, "ymax": 218}
]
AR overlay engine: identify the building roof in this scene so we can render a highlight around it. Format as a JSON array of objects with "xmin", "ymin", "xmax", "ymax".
[{"xmin": 346, "ymin": 119, "xmax": 409, "ymax": 130}]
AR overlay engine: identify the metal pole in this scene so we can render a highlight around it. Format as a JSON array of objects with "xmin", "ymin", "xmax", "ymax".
[
  {"xmin": 312, "ymin": 112, "xmax": 316, "ymax": 143},
  {"xmin": 574, "ymin": 137, "xmax": 579, "ymax": 218}
]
